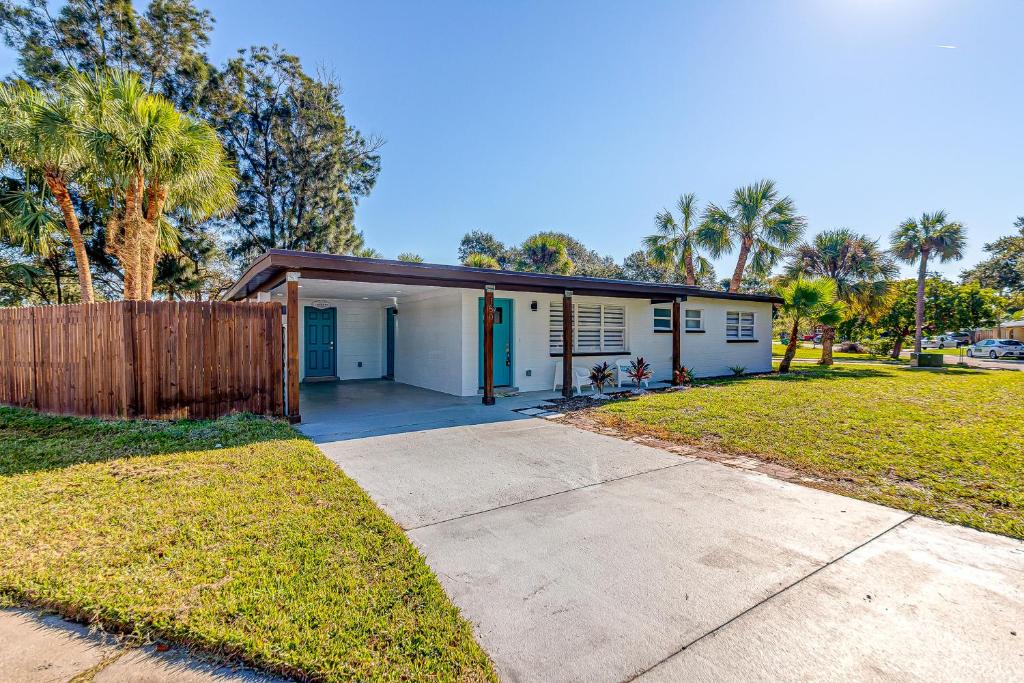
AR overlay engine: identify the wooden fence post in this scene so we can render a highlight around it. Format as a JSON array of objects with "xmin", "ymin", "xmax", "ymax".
[
  {"xmin": 122, "ymin": 301, "xmax": 139, "ymax": 418},
  {"xmin": 29, "ymin": 306, "xmax": 38, "ymax": 411}
]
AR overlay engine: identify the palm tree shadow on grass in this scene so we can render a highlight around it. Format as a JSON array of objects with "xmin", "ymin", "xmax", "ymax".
[
  {"xmin": 0, "ymin": 408, "xmax": 294, "ymax": 477},
  {"xmin": 755, "ymin": 366, "xmax": 979, "ymax": 384},
  {"xmin": 699, "ymin": 367, "xmax": 899, "ymax": 387}
]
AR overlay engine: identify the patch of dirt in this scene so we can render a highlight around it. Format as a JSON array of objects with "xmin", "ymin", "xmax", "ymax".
[{"xmin": 542, "ymin": 385, "xmax": 694, "ymax": 413}]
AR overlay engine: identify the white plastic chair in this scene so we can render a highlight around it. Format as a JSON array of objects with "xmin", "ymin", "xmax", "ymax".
[
  {"xmin": 552, "ymin": 361, "xmax": 594, "ymax": 395},
  {"xmin": 614, "ymin": 357, "xmax": 648, "ymax": 389}
]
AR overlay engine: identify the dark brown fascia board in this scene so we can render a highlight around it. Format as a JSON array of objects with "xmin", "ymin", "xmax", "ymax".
[{"xmin": 224, "ymin": 249, "xmax": 783, "ymax": 304}]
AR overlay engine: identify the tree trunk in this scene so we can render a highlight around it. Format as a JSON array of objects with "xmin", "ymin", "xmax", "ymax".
[
  {"xmin": 121, "ymin": 170, "xmax": 146, "ymax": 300},
  {"xmin": 47, "ymin": 256, "xmax": 64, "ymax": 305},
  {"xmin": 818, "ymin": 325, "xmax": 836, "ymax": 365},
  {"xmin": 914, "ymin": 251, "xmax": 929, "ymax": 355},
  {"xmin": 728, "ymin": 237, "xmax": 752, "ymax": 293},
  {"xmin": 683, "ymin": 249, "xmax": 696, "ymax": 286},
  {"xmin": 779, "ymin": 318, "xmax": 801, "ymax": 373},
  {"xmin": 43, "ymin": 172, "xmax": 94, "ymax": 304},
  {"xmin": 140, "ymin": 182, "xmax": 168, "ymax": 300},
  {"xmin": 891, "ymin": 329, "xmax": 907, "ymax": 359}
]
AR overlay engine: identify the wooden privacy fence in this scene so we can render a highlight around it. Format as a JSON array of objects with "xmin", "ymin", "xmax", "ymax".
[{"xmin": 0, "ymin": 301, "xmax": 284, "ymax": 420}]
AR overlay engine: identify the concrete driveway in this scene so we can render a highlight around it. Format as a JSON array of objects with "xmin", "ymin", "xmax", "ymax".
[{"xmin": 308, "ymin": 383, "xmax": 1024, "ymax": 682}]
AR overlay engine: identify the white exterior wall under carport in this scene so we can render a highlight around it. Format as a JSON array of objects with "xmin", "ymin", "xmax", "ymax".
[
  {"xmin": 291, "ymin": 289, "xmax": 466, "ymax": 392},
  {"xmin": 282, "ymin": 287, "xmax": 773, "ymax": 397},
  {"xmin": 392, "ymin": 289, "xmax": 465, "ymax": 396},
  {"xmin": 458, "ymin": 290, "xmax": 775, "ymax": 396},
  {"xmin": 293, "ymin": 298, "xmax": 385, "ymax": 382}
]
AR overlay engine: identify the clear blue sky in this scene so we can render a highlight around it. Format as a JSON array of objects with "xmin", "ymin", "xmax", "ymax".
[{"xmin": 3, "ymin": 0, "xmax": 1022, "ymax": 279}]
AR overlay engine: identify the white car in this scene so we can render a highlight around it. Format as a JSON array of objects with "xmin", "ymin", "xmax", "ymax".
[
  {"xmin": 966, "ymin": 339, "xmax": 1024, "ymax": 359},
  {"xmin": 920, "ymin": 334, "xmax": 962, "ymax": 349}
]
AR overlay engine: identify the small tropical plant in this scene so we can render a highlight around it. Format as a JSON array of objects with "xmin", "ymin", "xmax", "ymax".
[
  {"xmin": 784, "ymin": 228, "xmax": 897, "ymax": 365},
  {"xmin": 673, "ymin": 365, "xmax": 695, "ymax": 385},
  {"xmin": 627, "ymin": 356, "xmax": 652, "ymax": 392},
  {"xmin": 588, "ymin": 362, "xmax": 615, "ymax": 398},
  {"xmin": 864, "ymin": 334, "xmax": 895, "ymax": 358},
  {"xmin": 776, "ymin": 278, "xmax": 845, "ymax": 373},
  {"xmin": 729, "ymin": 365, "xmax": 746, "ymax": 376}
]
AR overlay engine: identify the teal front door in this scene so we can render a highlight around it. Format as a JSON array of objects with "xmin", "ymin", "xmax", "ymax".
[
  {"xmin": 304, "ymin": 306, "xmax": 337, "ymax": 378},
  {"xmin": 479, "ymin": 298, "xmax": 513, "ymax": 387}
]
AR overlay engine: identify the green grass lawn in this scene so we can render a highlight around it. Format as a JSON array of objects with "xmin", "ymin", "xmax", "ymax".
[
  {"xmin": 919, "ymin": 347, "xmax": 970, "ymax": 356},
  {"xmin": 771, "ymin": 342, "xmax": 898, "ymax": 362},
  {"xmin": 0, "ymin": 409, "xmax": 495, "ymax": 682},
  {"xmin": 594, "ymin": 365, "xmax": 1023, "ymax": 539}
]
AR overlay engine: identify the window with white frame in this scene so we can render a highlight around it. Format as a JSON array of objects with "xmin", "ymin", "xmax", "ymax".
[
  {"xmin": 653, "ymin": 307, "xmax": 672, "ymax": 332},
  {"xmin": 550, "ymin": 302, "xmax": 627, "ymax": 353},
  {"xmin": 684, "ymin": 309, "xmax": 703, "ymax": 331},
  {"xmin": 726, "ymin": 311, "xmax": 755, "ymax": 339}
]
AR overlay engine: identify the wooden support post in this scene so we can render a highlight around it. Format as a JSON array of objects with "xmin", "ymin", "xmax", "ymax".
[
  {"xmin": 286, "ymin": 272, "xmax": 301, "ymax": 423},
  {"xmin": 562, "ymin": 290, "xmax": 573, "ymax": 398},
  {"xmin": 671, "ymin": 297, "xmax": 682, "ymax": 384},
  {"xmin": 482, "ymin": 285, "xmax": 495, "ymax": 405}
]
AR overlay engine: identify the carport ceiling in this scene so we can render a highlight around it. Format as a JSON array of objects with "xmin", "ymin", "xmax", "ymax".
[{"xmin": 269, "ymin": 279, "xmax": 441, "ymax": 301}]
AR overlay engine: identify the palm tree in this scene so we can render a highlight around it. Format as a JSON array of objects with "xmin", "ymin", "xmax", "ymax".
[
  {"xmin": 463, "ymin": 253, "xmax": 500, "ymax": 269},
  {"xmin": 0, "ymin": 81, "xmax": 96, "ymax": 302},
  {"xmin": 890, "ymin": 211, "xmax": 966, "ymax": 355},
  {"xmin": 72, "ymin": 71, "xmax": 235, "ymax": 300},
  {"xmin": 397, "ymin": 252, "xmax": 423, "ymax": 262},
  {"xmin": 518, "ymin": 234, "xmax": 573, "ymax": 275},
  {"xmin": 785, "ymin": 229, "xmax": 897, "ymax": 365},
  {"xmin": 643, "ymin": 193, "xmax": 712, "ymax": 286},
  {"xmin": 138, "ymin": 117, "xmax": 236, "ymax": 300},
  {"xmin": 699, "ymin": 179, "xmax": 806, "ymax": 293},
  {"xmin": 776, "ymin": 278, "xmax": 845, "ymax": 373}
]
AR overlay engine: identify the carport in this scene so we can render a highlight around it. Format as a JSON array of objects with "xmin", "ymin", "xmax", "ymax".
[
  {"xmin": 297, "ymin": 379, "xmax": 552, "ymax": 442},
  {"xmin": 223, "ymin": 249, "xmax": 779, "ymax": 423}
]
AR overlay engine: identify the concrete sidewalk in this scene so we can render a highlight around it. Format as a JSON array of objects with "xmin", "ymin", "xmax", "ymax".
[
  {"xmin": 0, "ymin": 608, "xmax": 282, "ymax": 683},
  {"xmin": 314, "ymin": 403, "xmax": 1024, "ymax": 682}
]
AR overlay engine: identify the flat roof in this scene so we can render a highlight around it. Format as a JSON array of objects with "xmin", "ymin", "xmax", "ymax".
[{"xmin": 223, "ymin": 249, "xmax": 783, "ymax": 304}]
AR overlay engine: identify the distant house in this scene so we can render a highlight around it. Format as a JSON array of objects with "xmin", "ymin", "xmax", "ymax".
[
  {"xmin": 974, "ymin": 319, "xmax": 1024, "ymax": 342},
  {"xmin": 225, "ymin": 251, "xmax": 779, "ymax": 409}
]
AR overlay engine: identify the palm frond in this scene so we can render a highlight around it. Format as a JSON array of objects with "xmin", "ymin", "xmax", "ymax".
[
  {"xmin": 697, "ymin": 203, "xmax": 734, "ymax": 257},
  {"xmin": 0, "ymin": 183, "xmax": 60, "ymax": 257}
]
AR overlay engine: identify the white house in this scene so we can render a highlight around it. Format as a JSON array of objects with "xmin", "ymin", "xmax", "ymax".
[{"xmin": 225, "ymin": 250, "xmax": 779, "ymax": 420}]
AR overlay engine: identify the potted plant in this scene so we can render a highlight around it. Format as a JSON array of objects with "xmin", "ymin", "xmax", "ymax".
[
  {"xmin": 589, "ymin": 362, "xmax": 614, "ymax": 399},
  {"xmin": 627, "ymin": 356, "xmax": 652, "ymax": 394}
]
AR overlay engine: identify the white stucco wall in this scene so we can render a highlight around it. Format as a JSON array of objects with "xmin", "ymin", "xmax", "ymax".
[
  {"xmin": 676, "ymin": 297, "xmax": 774, "ymax": 377},
  {"xmin": 458, "ymin": 290, "xmax": 774, "ymax": 394},
  {"xmin": 394, "ymin": 289, "xmax": 465, "ymax": 395},
  {"xmin": 288, "ymin": 287, "xmax": 772, "ymax": 395},
  {"xmin": 295, "ymin": 298, "xmax": 384, "ymax": 381}
]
